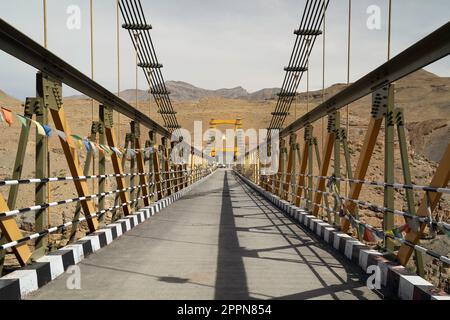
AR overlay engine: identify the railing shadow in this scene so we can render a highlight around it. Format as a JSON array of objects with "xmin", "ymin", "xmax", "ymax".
[{"xmin": 227, "ymin": 172, "xmax": 374, "ymax": 300}]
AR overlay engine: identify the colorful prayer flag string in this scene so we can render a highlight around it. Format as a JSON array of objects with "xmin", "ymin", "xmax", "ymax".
[{"xmin": 2, "ymin": 111, "xmax": 157, "ymax": 158}]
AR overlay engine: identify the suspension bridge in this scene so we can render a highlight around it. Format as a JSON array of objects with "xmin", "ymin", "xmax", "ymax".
[{"xmin": 0, "ymin": 0, "xmax": 449, "ymax": 300}]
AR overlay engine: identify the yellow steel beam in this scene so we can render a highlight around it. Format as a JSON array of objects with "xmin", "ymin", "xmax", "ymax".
[
  {"xmin": 295, "ymin": 128, "xmax": 311, "ymax": 207},
  {"xmin": 0, "ymin": 195, "xmax": 32, "ymax": 266},
  {"xmin": 209, "ymin": 119, "xmax": 242, "ymax": 126},
  {"xmin": 216, "ymin": 148, "xmax": 240, "ymax": 152},
  {"xmin": 341, "ymin": 117, "xmax": 383, "ymax": 232},
  {"xmin": 153, "ymin": 146, "xmax": 163, "ymax": 200},
  {"xmin": 105, "ymin": 126, "xmax": 132, "ymax": 216},
  {"xmin": 397, "ymin": 143, "xmax": 450, "ymax": 265},
  {"xmin": 135, "ymin": 135, "xmax": 150, "ymax": 207},
  {"xmin": 274, "ymin": 139, "xmax": 285, "ymax": 195},
  {"xmin": 282, "ymin": 140, "xmax": 295, "ymax": 201},
  {"xmin": 312, "ymin": 132, "xmax": 336, "ymax": 216},
  {"xmin": 50, "ymin": 106, "xmax": 99, "ymax": 232}
]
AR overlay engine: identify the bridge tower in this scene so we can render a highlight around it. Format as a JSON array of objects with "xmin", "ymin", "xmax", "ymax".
[{"xmin": 206, "ymin": 119, "xmax": 244, "ymax": 165}]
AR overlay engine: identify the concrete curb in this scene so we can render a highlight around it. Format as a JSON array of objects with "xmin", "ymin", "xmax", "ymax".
[
  {"xmin": 0, "ymin": 171, "xmax": 215, "ymax": 300},
  {"xmin": 235, "ymin": 172, "xmax": 450, "ymax": 301}
]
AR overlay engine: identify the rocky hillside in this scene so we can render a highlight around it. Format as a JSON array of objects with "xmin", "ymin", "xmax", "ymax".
[
  {"xmin": 9, "ymin": 69, "xmax": 450, "ymax": 163},
  {"xmin": 407, "ymin": 119, "xmax": 450, "ymax": 162},
  {"xmin": 291, "ymin": 70, "xmax": 450, "ymax": 163},
  {"xmin": 166, "ymin": 81, "xmax": 249, "ymax": 101},
  {"xmin": 65, "ymin": 81, "xmax": 276, "ymax": 102},
  {"xmin": 1, "ymin": 69, "xmax": 449, "ymax": 287},
  {"xmin": 0, "ymin": 89, "xmax": 20, "ymax": 106}
]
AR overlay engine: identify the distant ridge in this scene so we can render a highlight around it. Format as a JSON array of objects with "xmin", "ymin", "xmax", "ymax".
[
  {"xmin": 65, "ymin": 81, "xmax": 281, "ymax": 102},
  {"xmin": 2, "ymin": 69, "xmax": 449, "ymax": 163},
  {"xmin": 0, "ymin": 89, "xmax": 20, "ymax": 105}
]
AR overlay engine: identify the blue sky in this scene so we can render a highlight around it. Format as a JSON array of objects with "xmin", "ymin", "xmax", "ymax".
[{"xmin": 0, "ymin": 0, "xmax": 449, "ymax": 99}]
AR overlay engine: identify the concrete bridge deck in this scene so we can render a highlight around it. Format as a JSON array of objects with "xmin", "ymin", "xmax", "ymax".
[{"xmin": 27, "ymin": 170, "xmax": 379, "ymax": 300}]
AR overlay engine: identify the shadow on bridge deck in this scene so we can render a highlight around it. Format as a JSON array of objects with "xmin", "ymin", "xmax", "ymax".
[{"xmin": 27, "ymin": 170, "xmax": 380, "ymax": 300}]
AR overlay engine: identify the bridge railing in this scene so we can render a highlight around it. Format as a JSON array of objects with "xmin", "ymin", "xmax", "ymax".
[
  {"xmin": 0, "ymin": 18, "xmax": 214, "ymax": 274},
  {"xmin": 0, "ymin": 167, "xmax": 211, "ymax": 249},
  {"xmin": 238, "ymin": 21, "xmax": 450, "ymax": 291}
]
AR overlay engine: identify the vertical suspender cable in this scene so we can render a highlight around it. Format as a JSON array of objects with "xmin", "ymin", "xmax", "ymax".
[
  {"xmin": 306, "ymin": 39, "xmax": 310, "ymax": 113},
  {"xmin": 117, "ymin": 0, "xmax": 121, "ymax": 141},
  {"xmin": 43, "ymin": 0, "xmax": 48, "ymax": 48},
  {"xmin": 346, "ymin": 0, "xmax": 351, "ymax": 132},
  {"xmin": 321, "ymin": 2, "xmax": 326, "ymax": 151},
  {"xmin": 90, "ymin": 0, "xmax": 96, "ymax": 194},
  {"xmin": 321, "ymin": 1, "xmax": 326, "ymax": 216},
  {"xmin": 387, "ymin": 0, "xmax": 392, "ymax": 61},
  {"xmin": 135, "ymin": 33, "xmax": 139, "ymax": 109},
  {"xmin": 345, "ymin": 0, "xmax": 352, "ymax": 197},
  {"xmin": 43, "ymin": 0, "xmax": 51, "ymax": 228},
  {"xmin": 90, "ymin": 0, "xmax": 95, "ymax": 119}
]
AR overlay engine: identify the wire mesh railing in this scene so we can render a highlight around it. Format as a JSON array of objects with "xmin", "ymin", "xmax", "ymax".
[{"xmin": 0, "ymin": 167, "xmax": 214, "ymax": 265}]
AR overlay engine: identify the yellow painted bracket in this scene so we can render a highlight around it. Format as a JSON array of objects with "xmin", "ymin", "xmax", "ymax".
[
  {"xmin": 135, "ymin": 137, "xmax": 150, "ymax": 207},
  {"xmin": 312, "ymin": 132, "xmax": 336, "ymax": 216},
  {"xmin": 341, "ymin": 118, "xmax": 383, "ymax": 232},
  {"xmin": 397, "ymin": 143, "xmax": 450, "ymax": 265},
  {"xmin": 105, "ymin": 127, "xmax": 132, "ymax": 216},
  {"xmin": 295, "ymin": 140, "xmax": 310, "ymax": 207},
  {"xmin": 0, "ymin": 195, "xmax": 32, "ymax": 266},
  {"xmin": 50, "ymin": 106, "xmax": 99, "ymax": 232}
]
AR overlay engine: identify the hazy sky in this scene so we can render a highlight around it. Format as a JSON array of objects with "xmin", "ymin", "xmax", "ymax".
[{"xmin": 1, "ymin": 0, "xmax": 449, "ymax": 99}]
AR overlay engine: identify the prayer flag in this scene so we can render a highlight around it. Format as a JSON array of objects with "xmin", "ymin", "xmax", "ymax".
[
  {"xmin": 363, "ymin": 228, "xmax": 376, "ymax": 242},
  {"xmin": 16, "ymin": 114, "xmax": 30, "ymax": 127},
  {"xmin": 83, "ymin": 139, "xmax": 91, "ymax": 152},
  {"xmin": 374, "ymin": 229, "xmax": 384, "ymax": 240},
  {"xmin": 1, "ymin": 107, "xmax": 14, "ymax": 126},
  {"xmin": 31, "ymin": 120, "xmax": 46, "ymax": 136},
  {"xmin": 398, "ymin": 223, "xmax": 411, "ymax": 234},
  {"xmin": 56, "ymin": 129, "xmax": 67, "ymax": 141},
  {"xmin": 90, "ymin": 142, "xmax": 98, "ymax": 154},
  {"xmin": 392, "ymin": 228, "xmax": 403, "ymax": 239},
  {"xmin": 96, "ymin": 143, "xmax": 104, "ymax": 153},
  {"xmin": 358, "ymin": 224, "xmax": 365, "ymax": 238},
  {"xmin": 71, "ymin": 134, "xmax": 83, "ymax": 141},
  {"xmin": 43, "ymin": 125, "xmax": 52, "ymax": 137}
]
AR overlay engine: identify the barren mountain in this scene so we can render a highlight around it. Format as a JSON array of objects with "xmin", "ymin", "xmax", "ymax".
[
  {"xmin": 286, "ymin": 70, "xmax": 450, "ymax": 162},
  {"xmin": 6, "ymin": 69, "xmax": 450, "ymax": 163},
  {"xmin": 246, "ymin": 88, "xmax": 281, "ymax": 101},
  {"xmin": 1, "ymin": 69, "xmax": 449, "ymax": 289},
  {"xmin": 66, "ymin": 81, "xmax": 252, "ymax": 102},
  {"xmin": 0, "ymin": 89, "xmax": 20, "ymax": 106}
]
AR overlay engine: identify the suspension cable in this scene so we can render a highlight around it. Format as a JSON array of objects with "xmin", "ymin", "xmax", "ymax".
[
  {"xmin": 269, "ymin": 0, "xmax": 329, "ymax": 133},
  {"xmin": 0, "ymin": 170, "xmax": 211, "ymax": 251},
  {"xmin": 119, "ymin": 0, "xmax": 182, "ymax": 137}
]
